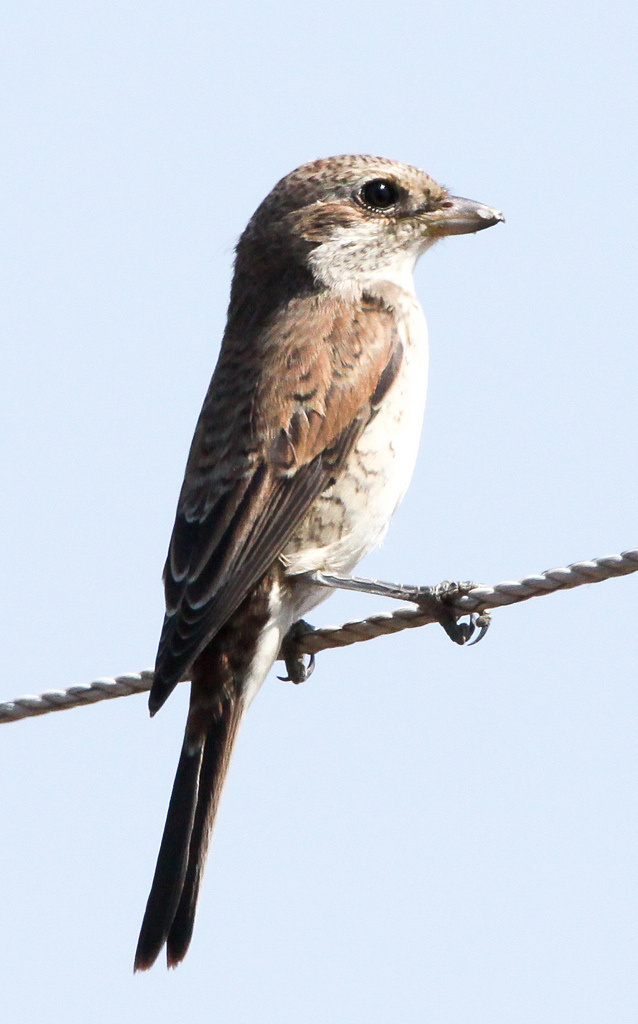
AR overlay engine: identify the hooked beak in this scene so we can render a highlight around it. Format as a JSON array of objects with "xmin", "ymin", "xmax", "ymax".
[{"xmin": 426, "ymin": 195, "xmax": 505, "ymax": 237}]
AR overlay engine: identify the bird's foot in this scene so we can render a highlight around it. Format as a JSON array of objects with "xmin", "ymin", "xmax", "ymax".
[
  {"xmin": 411, "ymin": 580, "xmax": 491, "ymax": 646},
  {"xmin": 308, "ymin": 571, "xmax": 491, "ymax": 647},
  {"xmin": 277, "ymin": 620, "xmax": 316, "ymax": 683}
]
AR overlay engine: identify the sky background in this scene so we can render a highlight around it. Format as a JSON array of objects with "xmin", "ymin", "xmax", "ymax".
[{"xmin": 1, "ymin": 1, "xmax": 637, "ymax": 1021}]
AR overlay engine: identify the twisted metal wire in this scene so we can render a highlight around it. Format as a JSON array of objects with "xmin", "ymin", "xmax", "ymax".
[{"xmin": 1, "ymin": 548, "xmax": 636, "ymax": 724}]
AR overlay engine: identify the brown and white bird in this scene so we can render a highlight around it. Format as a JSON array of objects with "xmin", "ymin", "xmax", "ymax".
[{"xmin": 134, "ymin": 155, "xmax": 503, "ymax": 970}]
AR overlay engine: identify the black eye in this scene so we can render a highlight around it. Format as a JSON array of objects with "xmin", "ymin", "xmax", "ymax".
[{"xmin": 360, "ymin": 178, "xmax": 399, "ymax": 210}]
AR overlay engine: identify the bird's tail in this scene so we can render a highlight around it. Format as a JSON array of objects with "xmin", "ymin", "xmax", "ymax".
[
  {"xmin": 134, "ymin": 571, "xmax": 285, "ymax": 971},
  {"xmin": 134, "ymin": 645, "xmax": 244, "ymax": 971},
  {"xmin": 132, "ymin": 589, "xmax": 274, "ymax": 970}
]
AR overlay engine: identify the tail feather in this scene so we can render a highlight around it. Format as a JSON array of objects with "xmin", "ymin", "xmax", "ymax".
[
  {"xmin": 134, "ymin": 577, "xmax": 277, "ymax": 971},
  {"xmin": 166, "ymin": 704, "xmax": 243, "ymax": 966},
  {"xmin": 134, "ymin": 732, "xmax": 205, "ymax": 971},
  {"xmin": 134, "ymin": 683, "xmax": 241, "ymax": 971}
]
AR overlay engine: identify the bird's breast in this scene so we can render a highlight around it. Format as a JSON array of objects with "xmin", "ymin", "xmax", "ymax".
[{"xmin": 282, "ymin": 291, "xmax": 429, "ymax": 579}]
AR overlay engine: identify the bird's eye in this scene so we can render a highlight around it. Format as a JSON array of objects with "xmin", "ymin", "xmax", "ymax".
[{"xmin": 359, "ymin": 179, "xmax": 400, "ymax": 210}]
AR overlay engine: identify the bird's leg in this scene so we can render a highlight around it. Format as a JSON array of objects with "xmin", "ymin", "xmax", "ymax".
[
  {"xmin": 308, "ymin": 571, "xmax": 491, "ymax": 647},
  {"xmin": 277, "ymin": 576, "xmax": 490, "ymax": 684}
]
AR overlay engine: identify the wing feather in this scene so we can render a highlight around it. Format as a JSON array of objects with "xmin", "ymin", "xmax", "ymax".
[{"xmin": 150, "ymin": 291, "xmax": 401, "ymax": 712}]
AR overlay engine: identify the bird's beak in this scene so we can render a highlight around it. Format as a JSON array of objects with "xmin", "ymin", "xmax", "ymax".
[{"xmin": 425, "ymin": 196, "xmax": 505, "ymax": 237}]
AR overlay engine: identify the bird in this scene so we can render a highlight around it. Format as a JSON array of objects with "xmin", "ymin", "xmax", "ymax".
[{"xmin": 134, "ymin": 154, "xmax": 504, "ymax": 970}]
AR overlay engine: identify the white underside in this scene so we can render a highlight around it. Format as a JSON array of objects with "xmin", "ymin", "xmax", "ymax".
[
  {"xmin": 241, "ymin": 581, "xmax": 293, "ymax": 708},
  {"xmin": 243, "ymin": 274, "xmax": 429, "ymax": 709},
  {"xmin": 282, "ymin": 282, "xmax": 428, "ymax": 578}
]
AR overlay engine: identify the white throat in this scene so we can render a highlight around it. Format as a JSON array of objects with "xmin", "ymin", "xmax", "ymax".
[{"xmin": 307, "ymin": 224, "xmax": 428, "ymax": 297}]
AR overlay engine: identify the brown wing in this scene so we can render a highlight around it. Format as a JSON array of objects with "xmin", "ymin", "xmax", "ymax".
[{"xmin": 150, "ymin": 290, "xmax": 401, "ymax": 713}]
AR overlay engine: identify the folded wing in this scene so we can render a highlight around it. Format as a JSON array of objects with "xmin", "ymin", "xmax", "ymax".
[{"xmin": 150, "ymin": 290, "xmax": 402, "ymax": 713}]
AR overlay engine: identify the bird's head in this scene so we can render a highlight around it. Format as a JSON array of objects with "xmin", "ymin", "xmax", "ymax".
[{"xmin": 237, "ymin": 155, "xmax": 504, "ymax": 290}]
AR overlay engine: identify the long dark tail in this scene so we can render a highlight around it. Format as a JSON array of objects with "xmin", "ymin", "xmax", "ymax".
[{"xmin": 135, "ymin": 620, "xmax": 254, "ymax": 970}]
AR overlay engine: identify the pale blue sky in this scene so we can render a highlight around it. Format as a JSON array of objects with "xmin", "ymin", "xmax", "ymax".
[{"xmin": 1, "ymin": 2, "xmax": 637, "ymax": 1021}]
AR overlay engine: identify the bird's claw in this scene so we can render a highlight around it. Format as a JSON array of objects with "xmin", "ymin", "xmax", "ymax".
[
  {"xmin": 467, "ymin": 611, "xmax": 491, "ymax": 646},
  {"xmin": 277, "ymin": 620, "xmax": 316, "ymax": 683},
  {"xmin": 277, "ymin": 652, "xmax": 315, "ymax": 684},
  {"xmin": 414, "ymin": 581, "xmax": 491, "ymax": 647}
]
